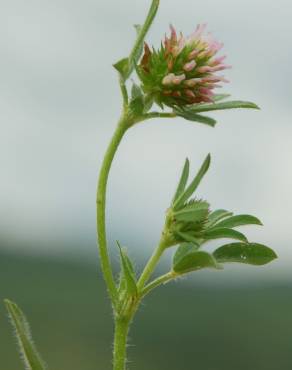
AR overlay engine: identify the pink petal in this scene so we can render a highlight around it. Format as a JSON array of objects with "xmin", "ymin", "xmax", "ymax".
[
  {"xmin": 204, "ymin": 84, "xmax": 223, "ymax": 89},
  {"xmin": 185, "ymin": 89, "xmax": 196, "ymax": 98},
  {"xmin": 169, "ymin": 24, "xmax": 177, "ymax": 42},
  {"xmin": 209, "ymin": 55, "xmax": 227, "ymax": 66},
  {"xmin": 162, "ymin": 73, "xmax": 175, "ymax": 85},
  {"xmin": 197, "ymin": 66, "xmax": 213, "ymax": 73},
  {"xmin": 188, "ymin": 49, "xmax": 200, "ymax": 60},
  {"xmin": 199, "ymin": 87, "xmax": 214, "ymax": 96},
  {"xmin": 183, "ymin": 60, "xmax": 197, "ymax": 72},
  {"xmin": 172, "ymin": 74, "xmax": 186, "ymax": 84},
  {"xmin": 202, "ymin": 75, "xmax": 229, "ymax": 83},
  {"xmin": 184, "ymin": 78, "xmax": 202, "ymax": 87}
]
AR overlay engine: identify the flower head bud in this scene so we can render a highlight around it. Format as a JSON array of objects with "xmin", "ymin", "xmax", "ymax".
[
  {"xmin": 137, "ymin": 24, "xmax": 230, "ymax": 108},
  {"xmin": 163, "ymin": 199, "xmax": 210, "ymax": 247}
]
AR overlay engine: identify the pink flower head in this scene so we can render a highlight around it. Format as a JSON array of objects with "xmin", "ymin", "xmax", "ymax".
[{"xmin": 138, "ymin": 24, "xmax": 231, "ymax": 107}]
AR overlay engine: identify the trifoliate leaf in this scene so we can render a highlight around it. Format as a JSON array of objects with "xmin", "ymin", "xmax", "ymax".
[
  {"xmin": 5, "ymin": 299, "xmax": 47, "ymax": 370},
  {"xmin": 187, "ymin": 100, "xmax": 260, "ymax": 114},
  {"xmin": 206, "ymin": 209, "xmax": 233, "ymax": 228},
  {"xmin": 173, "ymin": 243, "xmax": 219, "ymax": 273},
  {"xmin": 172, "ymin": 158, "xmax": 190, "ymax": 203},
  {"xmin": 213, "ymin": 243, "xmax": 277, "ymax": 266},
  {"xmin": 215, "ymin": 214, "xmax": 263, "ymax": 229},
  {"xmin": 202, "ymin": 227, "xmax": 248, "ymax": 243},
  {"xmin": 117, "ymin": 242, "xmax": 137, "ymax": 296},
  {"xmin": 173, "ymin": 154, "xmax": 211, "ymax": 210}
]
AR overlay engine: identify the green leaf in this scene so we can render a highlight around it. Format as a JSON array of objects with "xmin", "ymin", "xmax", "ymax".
[
  {"xmin": 133, "ymin": 24, "xmax": 143, "ymax": 63},
  {"xmin": 113, "ymin": 57, "xmax": 130, "ymax": 80},
  {"xmin": 174, "ymin": 108, "xmax": 217, "ymax": 127},
  {"xmin": 129, "ymin": 83, "xmax": 145, "ymax": 115},
  {"xmin": 129, "ymin": 98, "xmax": 144, "ymax": 115},
  {"xmin": 215, "ymin": 214, "xmax": 263, "ymax": 229},
  {"xmin": 173, "ymin": 154, "xmax": 211, "ymax": 210},
  {"xmin": 113, "ymin": 25, "xmax": 143, "ymax": 80},
  {"xmin": 134, "ymin": 24, "xmax": 142, "ymax": 35},
  {"xmin": 187, "ymin": 100, "xmax": 260, "ymax": 114},
  {"xmin": 202, "ymin": 227, "xmax": 248, "ymax": 243},
  {"xmin": 4, "ymin": 299, "xmax": 47, "ymax": 370},
  {"xmin": 213, "ymin": 94, "xmax": 231, "ymax": 102},
  {"xmin": 131, "ymin": 83, "xmax": 143, "ymax": 100},
  {"xmin": 154, "ymin": 94, "xmax": 164, "ymax": 110},
  {"xmin": 143, "ymin": 94, "xmax": 154, "ymax": 113},
  {"xmin": 174, "ymin": 231, "xmax": 200, "ymax": 245},
  {"xmin": 213, "ymin": 242, "xmax": 277, "ymax": 266},
  {"xmin": 173, "ymin": 242, "xmax": 199, "ymax": 266},
  {"xmin": 174, "ymin": 202, "xmax": 209, "ymax": 222},
  {"xmin": 127, "ymin": 0, "xmax": 159, "ymax": 80},
  {"xmin": 117, "ymin": 242, "xmax": 137, "ymax": 296},
  {"xmin": 118, "ymin": 270, "xmax": 127, "ymax": 294},
  {"xmin": 206, "ymin": 209, "xmax": 233, "ymax": 227},
  {"xmin": 172, "ymin": 158, "xmax": 190, "ymax": 203},
  {"xmin": 173, "ymin": 243, "xmax": 219, "ymax": 274}
]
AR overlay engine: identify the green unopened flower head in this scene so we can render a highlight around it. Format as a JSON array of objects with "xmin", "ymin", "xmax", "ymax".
[
  {"xmin": 137, "ymin": 24, "xmax": 231, "ymax": 108},
  {"xmin": 164, "ymin": 199, "xmax": 210, "ymax": 247}
]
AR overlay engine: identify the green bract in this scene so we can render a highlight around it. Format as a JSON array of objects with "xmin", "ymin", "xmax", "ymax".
[
  {"xmin": 117, "ymin": 242, "xmax": 138, "ymax": 298},
  {"xmin": 5, "ymin": 300, "xmax": 47, "ymax": 370}
]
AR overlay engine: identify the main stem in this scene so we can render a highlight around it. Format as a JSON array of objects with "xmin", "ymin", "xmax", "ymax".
[
  {"xmin": 97, "ymin": 112, "xmax": 170, "ymax": 369},
  {"xmin": 113, "ymin": 317, "xmax": 131, "ymax": 370},
  {"xmin": 96, "ymin": 114, "xmax": 128, "ymax": 306}
]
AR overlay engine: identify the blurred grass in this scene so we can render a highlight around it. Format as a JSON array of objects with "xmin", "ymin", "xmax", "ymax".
[{"xmin": 1, "ymin": 249, "xmax": 292, "ymax": 370}]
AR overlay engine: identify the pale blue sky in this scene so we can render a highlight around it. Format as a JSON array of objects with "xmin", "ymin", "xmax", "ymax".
[{"xmin": 0, "ymin": 0, "xmax": 291, "ymax": 276}]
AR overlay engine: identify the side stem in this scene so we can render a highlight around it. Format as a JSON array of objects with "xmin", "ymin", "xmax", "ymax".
[
  {"xmin": 137, "ymin": 237, "xmax": 166, "ymax": 290},
  {"xmin": 96, "ymin": 116, "xmax": 128, "ymax": 306},
  {"xmin": 141, "ymin": 271, "xmax": 176, "ymax": 298}
]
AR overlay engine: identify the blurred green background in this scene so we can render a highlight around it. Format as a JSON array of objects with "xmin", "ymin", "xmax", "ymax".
[{"xmin": 1, "ymin": 245, "xmax": 292, "ymax": 370}]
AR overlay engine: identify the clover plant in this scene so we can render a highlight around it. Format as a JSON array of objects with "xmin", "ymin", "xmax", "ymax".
[{"xmin": 5, "ymin": 1, "xmax": 277, "ymax": 370}]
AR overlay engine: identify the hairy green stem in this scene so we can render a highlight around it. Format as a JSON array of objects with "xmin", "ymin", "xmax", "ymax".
[
  {"xmin": 143, "ymin": 112, "xmax": 177, "ymax": 120},
  {"xmin": 99, "ymin": 7, "xmax": 163, "ymax": 369},
  {"xmin": 128, "ymin": 0, "xmax": 160, "ymax": 70},
  {"xmin": 96, "ymin": 115, "xmax": 128, "ymax": 307},
  {"xmin": 113, "ymin": 317, "xmax": 131, "ymax": 370},
  {"xmin": 137, "ymin": 237, "xmax": 166, "ymax": 290},
  {"xmin": 141, "ymin": 271, "xmax": 176, "ymax": 298},
  {"xmin": 132, "ymin": 112, "xmax": 177, "ymax": 126},
  {"xmin": 119, "ymin": 76, "xmax": 128, "ymax": 107}
]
